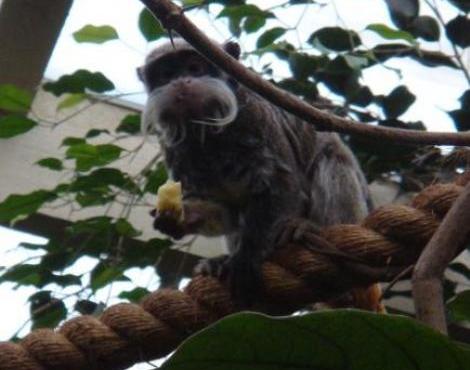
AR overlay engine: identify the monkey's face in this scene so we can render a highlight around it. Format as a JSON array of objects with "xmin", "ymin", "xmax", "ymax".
[{"xmin": 139, "ymin": 41, "xmax": 240, "ymax": 145}]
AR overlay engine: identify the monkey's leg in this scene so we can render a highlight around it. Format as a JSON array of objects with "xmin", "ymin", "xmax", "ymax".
[{"xmin": 227, "ymin": 189, "xmax": 301, "ymax": 307}]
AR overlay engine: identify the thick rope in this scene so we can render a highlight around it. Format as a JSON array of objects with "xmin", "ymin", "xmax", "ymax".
[{"xmin": 0, "ymin": 181, "xmax": 468, "ymax": 370}]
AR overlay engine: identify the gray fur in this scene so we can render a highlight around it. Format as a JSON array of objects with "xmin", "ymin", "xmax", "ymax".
[{"xmin": 141, "ymin": 40, "xmax": 371, "ymax": 303}]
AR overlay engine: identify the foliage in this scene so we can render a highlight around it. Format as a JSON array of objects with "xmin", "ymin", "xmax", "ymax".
[
  {"xmin": 162, "ymin": 311, "xmax": 470, "ymax": 370},
  {"xmin": 0, "ymin": 0, "xmax": 469, "ymax": 366}
]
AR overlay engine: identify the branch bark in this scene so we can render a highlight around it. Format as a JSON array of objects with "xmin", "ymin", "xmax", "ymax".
[
  {"xmin": 412, "ymin": 181, "xmax": 470, "ymax": 334},
  {"xmin": 138, "ymin": 0, "xmax": 470, "ymax": 146}
]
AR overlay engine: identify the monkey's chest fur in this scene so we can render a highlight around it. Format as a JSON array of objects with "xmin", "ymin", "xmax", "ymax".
[{"xmin": 160, "ymin": 90, "xmax": 315, "ymax": 212}]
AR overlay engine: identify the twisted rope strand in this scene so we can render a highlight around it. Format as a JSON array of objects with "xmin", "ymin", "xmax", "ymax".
[{"xmin": 0, "ymin": 182, "xmax": 466, "ymax": 370}]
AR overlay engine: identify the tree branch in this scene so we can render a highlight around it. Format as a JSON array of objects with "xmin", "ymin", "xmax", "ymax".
[
  {"xmin": 138, "ymin": 0, "xmax": 470, "ymax": 146},
  {"xmin": 412, "ymin": 181, "xmax": 470, "ymax": 334}
]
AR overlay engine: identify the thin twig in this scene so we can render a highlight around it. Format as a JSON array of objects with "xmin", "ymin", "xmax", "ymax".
[{"xmin": 138, "ymin": 0, "xmax": 470, "ymax": 146}]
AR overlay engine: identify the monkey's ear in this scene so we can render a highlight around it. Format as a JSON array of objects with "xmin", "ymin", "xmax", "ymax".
[
  {"xmin": 136, "ymin": 66, "xmax": 144, "ymax": 82},
  {"xmin": 223, "ymin": 41, "xmax": 241, "ymax": 60}
]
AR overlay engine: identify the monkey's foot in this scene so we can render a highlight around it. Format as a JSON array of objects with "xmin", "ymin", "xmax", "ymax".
[
  {"xmin": 193, "ymin": 255, "xmax": 230, "ymax": 279},
  {"xmin": 275, "ymin": 217, "xmax": 362, "ymax": 263},
  {"xmin": 194, "ymin": 255, "xmax": 263, "ymax": 308},
  {"xmin": 274, "ymin": 217, "xmax": 321, "ymax": 248}
]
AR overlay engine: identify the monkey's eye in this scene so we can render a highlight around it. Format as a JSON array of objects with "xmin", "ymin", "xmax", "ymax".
[
  {"xmin": 187, "ymin": 61, "xmax": 207, "ymax": 76},
  {"xmin": 156, "ymin": 67, "xmax": 176, "ymax": 85}
]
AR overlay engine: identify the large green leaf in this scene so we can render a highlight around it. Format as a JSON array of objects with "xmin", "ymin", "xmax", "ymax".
[
  {"xmin": 139, "ymin": 8, "xmax": 166, "ymax": 41},
  {"xmin": 118, "ymin": 287, "xmax": 151, "ymax": 302},
  {"xmin": 382, "ymin": 85, "xmax": 416, "ymax": 118},
  {"xmin": 144, "ymin": 162, "xmax": 168, "ymax": 194},
  {"xmin": 29, "ymin": 291, "xmax": 67, "ymax": 330},
  {"xmin": 57, "ymin": 93, "xmax": 87, "ymax": 111},
  {"xmin": 66, "ymin": 143, "xmax": 123, "ymax": 172},
  {"xmin": 162, "ymin": 311, "xmax": 470, "ymax": 370},
  {"xmin": 256, "ymin": 27, "xmax": 286, "ymax": 48},
  {"xmin": 116, "ymin": 114, "xmax": 141, "ymax": 134},
  {"xmin": 43, "ymin": 70, "xmax": 115, "ymax": 96},
  {"xmin": 309, "ymin": 27, "xmax": 361, "ymax": 51},
  {"xmin": 446, "ymin": 16, "xmax": 470, "ymax": 48},
  {"xmin": 409, "ymin": 15, "xmax": 440, "ymax": 41},
  {"xmin": 448, "ymin": 291, "xmax": 470, "ymax": 323},
  {"xmin": 366, "ymin": 24, "xmax": 415, "ymax": 44},
  {"xmin": 0, "ymin": 84, "xmax": 33, "ymax": 113},
  {"xmin": 0, "ymin": 115, "xmax": 37, "ymax": 138},
  {"xmin": 73, "ymin": 25, "xmax": 119, "ymax": 44},
  {"xmin": 0, "ymin": 190, "xmax": 57, "ymax": 223},
  {"xmin": 90, "ymin": 263, "xmax": 129, "ymax": 292}
]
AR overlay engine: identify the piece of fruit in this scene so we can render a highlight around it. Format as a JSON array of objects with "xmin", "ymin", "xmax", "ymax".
[{"xmin": 156, "ymin": 180, "xmax": 184, "ymax": 221}]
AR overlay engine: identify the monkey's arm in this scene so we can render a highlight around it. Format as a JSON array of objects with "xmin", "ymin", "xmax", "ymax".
[{"xmin": 151, "ymin": 198, "xmax": 238, "ymax": 239}]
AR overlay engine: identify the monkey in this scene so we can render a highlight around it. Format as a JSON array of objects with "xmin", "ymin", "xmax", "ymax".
[{"xmin": 138, "ymin": 38, "xmax": 375, "ymax": 307}]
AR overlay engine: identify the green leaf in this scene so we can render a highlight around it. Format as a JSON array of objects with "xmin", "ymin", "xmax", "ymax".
[
  {"xmin": 0, "ymin": 190, "xmax": 57, "ymax": 223},
  {"xmin": 76, "ymin": 192, "xmax": 113, "ymax": 207},
  {"xmin": 218, "ymin": 4, "xmax": 272, "ymax": 19},
  {"xmin": 446, "ymin": 15, "xmax": 470, "ymax": 48},
  {"xmin": 0, "ymin": 115, "xmax": 37, "ymax": 138},
  {"xmin": 139, "ymin": 8, "xmax": 166, "ymax": 42},
  {"xmin": 288, "ymin": 53, "xmax": 328, "ymax": 80},
  {"xmin": 277, "ymin": 79, "xmax": 318, "ymax": 101},
  {"xmin": 448, "ymin": 291, "xmax": 470, "ymax": 322},
  {"xmin": 409, "ymin": 16, "xmax": 440, "ymax": 41},
  {"xmin": 86, "ymin": 128, "xmax": 110, "ymax": 138},
  {"xmin": 366, "ymin": 23, "xmax": 416, "ymax": 44},
  {"xmin": 30, "ymin": 291, "xmax": 67, "ymax": 329},
  {"xmin": 75, "ymin": 299, "xmax": 104, "ymax": 315},
  {"xmin": 0, "ymin": 264, "xmax": 42, "ymax": 285},
  {"xmin": 43, "ymin": 70, "xmax": 114, "ymax": 96},
  {"xmin": 182, "ymin": 0, "xmax": 205, "ymax": 5},
  {"xmin": 257, "ymin": 27, "xmax": 286, "ymax": 48},
  {"xmin": 90, "ymin": 263, "xmax": 129, "ymax": 292},
  {"xmin": 70, "ymin": 168, "xmax": 138, "ymax": 194},
  {"xmin": 66, "ymin": 143, "xmax": 123, "ymax": 172},
  {"xmin": 144, "ymin": 163, "xmax": 168, "ymax": 194},
  {"xmin": 382, "ymin": 85, "xmax": 416, "ymax": 118},
  {"xmin": 62, "ymin": 137, "xmax": 86, "ymax": 146},
  {"xmin": 385, "ymin": 0, "xmax": 419, "ymax": 29},
  {"xmin": 116, "ymin": 114, "xmax": 141, "ymax": 134},
  {"xmin": 73, "ymin": 25, "xmax": 119, "ymax": 44},
  {"xmin": 460, "ymin": 90, "xmax": 470, "ymax": 111},
  {"xmin": 0, "ymin": 84, "xmax": 33, "ymax": 113},
  {"xmin": 118, "ymin": 287, "xmax": 150, "ymax": 302},
  {"xmin": 449, "ymin": 109, "xmax": 470, "ymax": 131},
  {"xmin": 162, "ymin": 311, "xmax": 470, "ymax": 370},
  {"xmin": 448, "ymin": 0, "xmax": 470, "ymax": 12},
  {"xmin": 36, "ymin": 157, "xmax": 63, "ymax": 171},
  {"xmin": 309, "ymin": 27, "xmax": 361, "ymax": 51},
  {"xmin": 122, "ymin": 237, "xmax": 172, "ymax": 267},
  {"xmin": 115, "ymin": 218, "xmax": 141, "ymax": 238},
  {"xmin": 243, "ymin": 16, "xmax": 266, "ymax": 33},
  {"xmin": 57, "ymin": 93, "xmax": 87, "ymax": 111}
]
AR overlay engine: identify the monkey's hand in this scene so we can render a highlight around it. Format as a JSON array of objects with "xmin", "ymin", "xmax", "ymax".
[{"xmin": 151, "ymin": 199, "xmax": 236, "ymax": 239}]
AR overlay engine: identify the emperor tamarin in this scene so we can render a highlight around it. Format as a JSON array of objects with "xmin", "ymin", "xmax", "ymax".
[{"xmin": 138, "ymin": 39, "xmax": 372, "ymax": 306}]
